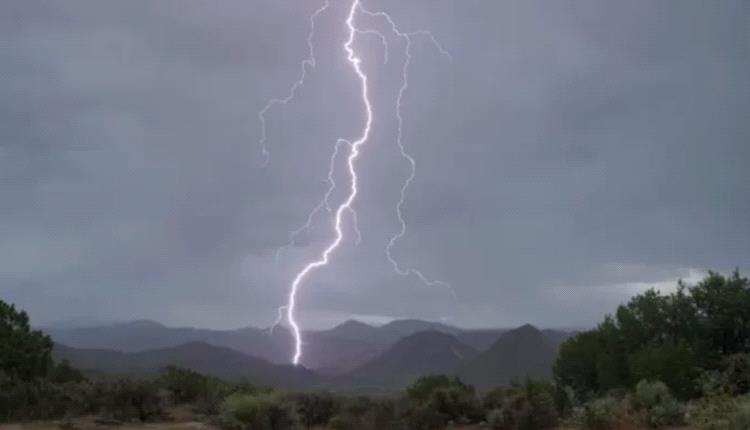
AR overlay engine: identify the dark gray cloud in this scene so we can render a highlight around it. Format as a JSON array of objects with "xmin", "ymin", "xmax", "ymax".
[{"xmin": 1, "ymin": 0, "xmax": 748, "ymax": 330}]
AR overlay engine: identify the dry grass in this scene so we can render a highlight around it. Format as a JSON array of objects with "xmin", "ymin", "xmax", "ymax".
[
  {"xmin": 0, "ymin": 420, "xmax": 211, "ymax": 430},
  {"xmin": 0, "ymin": 416, "xmax": 696, "ymax": 430}
]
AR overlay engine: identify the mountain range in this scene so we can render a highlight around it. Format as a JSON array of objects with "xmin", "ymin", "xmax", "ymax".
[
  {"xmin": 48, "ymin": 319, "xmax": 573, "ymax": 391},
  {"xmin": 54, "ymin": 342, "xmax": 321, "ymax": 390}
]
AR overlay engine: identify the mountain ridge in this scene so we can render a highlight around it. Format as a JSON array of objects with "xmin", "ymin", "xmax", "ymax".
[
  {"xmin": 53, "ymin": 341, "xmax": 322, "ymax": 390},
  {"xmin": 345, "ymin": 330, "xmax": 477, "ymax": 389},
  {"xmin": 458, "ymin": 324, "xmax": 557, "ymax": 390}
]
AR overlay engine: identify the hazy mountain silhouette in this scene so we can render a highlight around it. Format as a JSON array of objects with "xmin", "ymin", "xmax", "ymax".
[
  {"xmin": 47, "ymin": 320, "xmax": 294, "ymax": 364},
  {"xmin": 47, "ymin": 318, "xmax": 468, "ymax": 371},
  {"xmin": 542, "ymin": 328, "xmax": 576, "ymax": 351},
  {"xmin": 458, "ymin": 324, "xmax": 556, "ymax": 390},
  {"xmin": 47, "ymin": 319, "xmax": 571, "ymax": 381},
  {"xmin": 318, "ymin": 319, "xmax": 383, "ymax": 342},
  {"xmin": 456, "ymin": 328, "xmax": 508, "ymax": 350},
  {"xmin": 53, "ymin": 341, "xmax": 322, "ymax": 389},
  {"xmin": 346, "ymin": 331, "xmax": 477, "ymax": 389}
]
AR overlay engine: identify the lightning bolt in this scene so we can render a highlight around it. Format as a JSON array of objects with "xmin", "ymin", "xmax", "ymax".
[
  {"xmin": 273, "ymin": 138, "xmax": 352, "ymax": 268},
  {"xmin": 357, "ymin": 6, "xmax": 454, "ymax": 296},
  {"xmin": 261, "ymin": 0, "xmax": 450, "ymax": 365},
  {"xmin": 257, "ymin": 1, "xmax": 331, "ymax": 166},
  {"xmin": 278, "ymin": 0, "xmax": 375, "ymax": 365}
]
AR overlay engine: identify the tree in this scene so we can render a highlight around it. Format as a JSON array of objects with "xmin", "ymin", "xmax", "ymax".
[
  {"xmin": 0, "ymin": 299, "xmax": 53, "ymax": 382},
  {"xmin": 554, "ymin": 271, "xmax": 750, "ymax": 400},
  {"xmin": 691, "ymin": 271, "xmax": 750, "ymax": 357},
  {"xmin": 554, "ymin": 331, "xmax": 601, "ymax": 398},
  {"xmin": 627, "ymin": 341, "xmax": 698, "ymax": 399}
]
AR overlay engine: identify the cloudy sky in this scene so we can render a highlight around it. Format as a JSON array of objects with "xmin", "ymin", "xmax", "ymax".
[{"xmin": 1, "ymin": 0, "xmax": 748, "ymax": 330}]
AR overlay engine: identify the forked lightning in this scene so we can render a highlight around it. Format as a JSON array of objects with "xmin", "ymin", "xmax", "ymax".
[{"xmin": 260, "ymin": 0, "xmax": 450, "ymax": 365}]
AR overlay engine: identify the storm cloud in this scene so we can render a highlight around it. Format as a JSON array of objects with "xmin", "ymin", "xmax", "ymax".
[{"xmin": 1, "ymin": 0, "xmax": 748, "ymax": 330}]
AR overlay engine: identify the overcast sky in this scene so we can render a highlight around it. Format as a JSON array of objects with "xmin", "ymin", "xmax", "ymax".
[{"xmin": 1, "ymin": 1, "xmax": 748, "ymax": 330}]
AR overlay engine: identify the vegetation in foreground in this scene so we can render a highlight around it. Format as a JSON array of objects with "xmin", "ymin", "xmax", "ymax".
[{"xmin": 1, "ymin": 271, "xmax": 749, "ymax": 429}]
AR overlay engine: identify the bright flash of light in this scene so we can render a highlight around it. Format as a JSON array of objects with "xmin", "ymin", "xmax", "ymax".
[
  {"xmin": 357, "ymin": 6, "xmax": 455, "ymax": 297},
  {"xmin": 260, "ymin": 0, "xmax": 451, "ymax": 365},
  {"xmin": 283, "ymin": 0, "xmax": 373, "ymax": 365},
  {"xmin": 273, "ymin": 138, "xmax": 352, "ymax": 268},
  {"xmin": 257, "ymin": 1, "xmax": 331, "ymax": 166}
]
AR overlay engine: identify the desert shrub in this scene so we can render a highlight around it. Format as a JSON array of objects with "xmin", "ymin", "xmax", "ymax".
[
  {"xmin": 193, "ymin": 377, "xmax": 241, "ymax": 416},
  {"xmin": 294, "ymin": 391, "xmax": 339, "ymax": 428},
  {"xmin": 487, "ymin": 379, "xmax": 558, "ymax": 430},
  {"xmin": 487, "ymin": 407, "xmax": 514, "ymax": 429},
  {"xmin": 327, "ymin": 396, "xmax": 406, "ymax": 430},
  {"xmin": 404, "ymin": 403, "xmax": 450, "ymax": 430},
  {"xmin": 554, "ymin": 384, "xmax": 581, "ymax": 418},
  {"xmin": 629, "ymin": 379, "xmax": 684, "ymax": 427},
  {"xmin": 49, "ymin": 360, "xmax": 87, "ymax": 384},
  {"xmin": 483, "ymin": 387, "xmax": 507, "ymax": 410},
  {"xmin": 427, "ymin": 383, "xmax": 483, "ymax": 423},
  {"xmin": 689, "ymin": 395, "xmax": 750, "ymax": 430},
  {"xmin": 571, "ymin": 396, "xmax": 631, "ymax": 430},
  {"xmin": 359, "ymin": 397, "xmax": 406, "ymax": 430},
  {"xmin": 91, "ymin": 377, "xmax": 168, "ymax": 421},
  {"xmin": 220, "ymin": 392, "xmax": 297, "ymax": 430},
  {"xmin": 159, "ymin": 365, "xmax": 213, "ymax": 403},
  {"xmin": 325, "ymin": 395, "xmax": 376, "ymax": 430},
  {"xmin": 328, "ymin": 412, "xmax": 361, "ymax": 430},
  {"xmin": 720, "ymin": 354, "xmax": 750, "ymax": 396},
  {"xmin": 407, "ymin": 374, "xmax": 461, "ymax": 402},
  {"xmin": 406, "ymin": 374, "xmax": 481, "ymax": 425},
  {"xmin": 727, "ymin": 400, "xmax": 750, "ymax": 430},
  {"xmin": 0, "ymin": 377, "xmax": 93, "ymax": 421}
]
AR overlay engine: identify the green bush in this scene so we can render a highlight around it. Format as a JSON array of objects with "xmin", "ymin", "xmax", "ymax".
[
  {"xmin": 404, "ymin": 403, "xmax": 449, "ymax": 430},
  {"xmin": 483, "ymin": 387, "xmax": 507, "ymax": 410},
  {"xmin": 159, "ymin": 365, "xmax": 212, "ymax": 403},
  {"xmin": 630, "ymin": 379, "xmax": 684, "ymax": 427},
  {"xmin": 487, "ymin": 407, "xmax": 514, "ymax": 429},
  {"xmin": 407, "ymin": 374, "xmax": 459, "ymax": 402},
  {"xmin": 220, "ymin": 392, "xmax": 297, "ymax": 430},
  {"xmin": 327, "ymin": 396, "xmax": 406, "ymax": 430},
  {"xmin": 487, "ymin": 379, "xmax": 558, "ymax": 430},
  {"xmin": 427, "ymin": 384, "xmax": 483, "ymax": 424},
  {"xmin": 0, "ymin": 378, "xmax": 92, "ymax": 421},
  {"xmin": 49, "ymin": 360, "xmax": 87, "ymax": 384},
  {"xmin": 294, "ymin": 391, "xmax": 338, "ymax": 428},
  {"xmin": 359, "ymin": 397, "xmax": 405, "ymax": 430},
  {"xmin": 91, "ymin": 377, "xmax": 168, "ymax": 422},
  {"xmin": 328, "ymin": 412, "xmax": 362, "ymax": 430},
  {"xmin": 689, "ymin": 396, "xmax": 750, "ymax": 430},
  {"xmin": 192, "ymin": 377, "xmax": 236, "ymax": 415},
  {"xmin": 406, "ymin": 374, "xmax": 481, "ymax": 425},
  {"xmin": 721, "ymin": 354, "xmax": 750, "ymax": 396},
  {"xmin": 572, "ymin": 396, "xmax": 630, "ymax": 430}
]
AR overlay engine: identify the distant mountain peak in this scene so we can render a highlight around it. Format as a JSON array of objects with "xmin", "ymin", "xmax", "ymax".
[
  {"xmin": 122, "ymin": 319, "xmax": 166, "ymax": 328},
  {"xmin": 347, "ymin": 330, "xmax": 476, "ymax": 388},
  {"xmin": 512, "ymin": 323, "xmax": 542, "ymax": 334},
  {"xmin": 336, "ymin": 319, "xmax": 375, "ymax": 329},
  {"xmin": 458, "ymin": 323, "xmax": 555, "ymax": 390}
]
